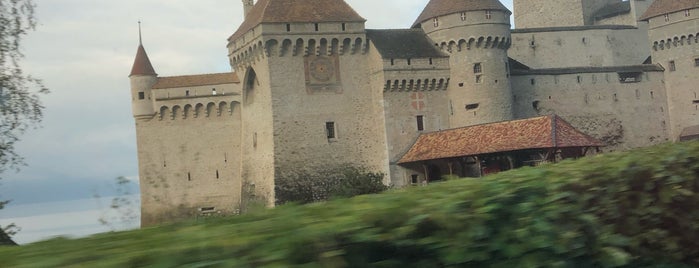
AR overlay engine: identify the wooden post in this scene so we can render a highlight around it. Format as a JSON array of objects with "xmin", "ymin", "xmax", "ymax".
[
  {"xmin": 422, "ymin": 164, "xmax": 429, "ymax": 184},
  {"xmin": 448, "ymin": 161, "xmax": 454, "ymax": 175},
  {"xmin": 475, "ymin": 156, "xmax": 482, "ymax": 178}
]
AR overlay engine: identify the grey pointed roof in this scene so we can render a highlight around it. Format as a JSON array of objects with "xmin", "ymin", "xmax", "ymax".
[
  {"xmin": 412, "ymin": 0, "xmax": 511, "ymax": 28},
  {"xmin": 229, "ymin": 0, "xmax": 366, "ymax": 41},
  {"xmin": 366, "ymin": 29, "xmax": 448, "ymax": 59},
  {"xmin": 640, "ymin": 0, "xmax": 699, "ymax": 21}
]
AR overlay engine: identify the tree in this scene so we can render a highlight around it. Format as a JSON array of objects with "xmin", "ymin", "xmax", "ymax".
[
  {"xmin": 0, "ymin": 0, "xmax": 48, "ymax": 244},
  {"xmin": 0, "ymin": 0, "xmax": 48, "ymax": 176}
]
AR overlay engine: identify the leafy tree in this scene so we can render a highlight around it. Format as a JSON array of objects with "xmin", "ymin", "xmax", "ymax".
[{"xmin": 0, "ymin": 0, "xmax": 48, "ymax": 244}]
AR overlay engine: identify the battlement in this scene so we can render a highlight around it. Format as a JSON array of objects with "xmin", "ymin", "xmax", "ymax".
[
  {"xmin": 156, "ymin": 101, "xmax": 240, "ymax": 121},
  {"xmin": 436, "ymin": 35, "xmax": 511, "ymax": 53},
  {"xmin": 652, "ymin": 33, "xmax": 698, "ymax": 51}
]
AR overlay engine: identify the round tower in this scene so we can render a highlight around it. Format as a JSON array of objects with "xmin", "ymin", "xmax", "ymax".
[
  {"xmin": 414, "ymin": 0, "xmax": 513, "ymax": 127},
  {"xmin": 129, "ymin": 29, "xmax": 158, "ymax": 119},
  {"xmin": 641, "ymin": 0, "xmax": 699, "ymax": 140}
]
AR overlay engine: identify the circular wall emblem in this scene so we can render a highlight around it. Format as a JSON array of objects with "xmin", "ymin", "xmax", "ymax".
[{"xmin": 309, "ymin": 57, "xmax": 334, "ymax": 82}]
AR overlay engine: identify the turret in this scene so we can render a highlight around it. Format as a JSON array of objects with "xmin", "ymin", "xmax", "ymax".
[
  {"xmin": 414, "ymin": 0, "xmax": 514, "ymax": 127},
  {"xmin": 129, "ymin": 24, "xmax": 158, "ymax": 119},
  {"xmin": 641, "ymin": 0, "xmax": 699, "ymax": 140},
  {"xmin": 242, "ymin": 0, "xmax": 254, "ymax": 18}
]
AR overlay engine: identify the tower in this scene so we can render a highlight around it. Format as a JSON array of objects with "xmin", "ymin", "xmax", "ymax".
[
  {"xmin": 414, "ymin": 0, "xmax": 514, "ymax": 127},
  {"xmin": 242, "ymin": 0, "xmax": 254, "ymax": 18},
  {"xmin": 227, "ymin": 0, "xmax": 390, "ymax": 208},
  {"xmin": 641, "ymin": 0, "xmax": 699, "ymax": 140},
  {"xmin": 129, "ymin": 23, "xmax": 157, "ymax": 119},
  {"xmin": 514, "ymin": 0, "xmax": 618, "ymax": 28}
]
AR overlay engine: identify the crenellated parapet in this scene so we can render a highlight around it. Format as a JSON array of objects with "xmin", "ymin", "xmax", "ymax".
[
  {"xmin": 157, "ymin": 101, "xmax": 241, "ymax": 121},
  {"xmin": 652, "ymin": 33, "xmax": 698, "ymax": 51},
  {"xmin": 436, "ymin": 35, "xmax": 511, "ymax": 53},
  {"xmin": 384, "ymin": 77, "xmax": 450, "ymax": 92},
  {"xmin": 230, "ymin": 35, "xmax": 369, "ymax": 71}
]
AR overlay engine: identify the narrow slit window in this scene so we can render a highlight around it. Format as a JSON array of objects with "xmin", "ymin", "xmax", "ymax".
[
  {"xmin": 461, "ymin": 12, "xmax": 467, "ymax": 21},
  {"xmin": 664, "ymin": 14, "xmax": 670, "ymax": 22},
  {"xmin": 686, "ymin": 9, "xmax": 691, "ymax": 17},
  {"xmin": 286, "ymin": 24, "xmax": 291, "ymax": 32},
  {"xmin": 188, "ymin": 172, "xmax": 191, "ymax": 181},
  {"xmin": 669, "ymin": 60, "xmax": 676, "ymax": 72},
  {"xmin": 216, "ymin": 170, "xmax": 219, "ymax": 179},
  {"xmin": 326, "ymin": 122, "xmax": 336, "ymax": 139},
  {"xmin": 314, "ymin": 23, "xmax": 319, "ymax": 31},
  {"xmin": 416, "ymin": 116, "xmax": 424, "ymax": 131},
  {"xmin": 341, "ymin": 23, "xmax": 346, "ymax": 31}
]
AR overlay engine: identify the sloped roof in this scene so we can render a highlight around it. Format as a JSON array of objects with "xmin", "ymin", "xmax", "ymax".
[
  {"xmin": 398, "ymin": 115, "xmax": 604, "ymax": 164},
  {"xmin": 229, "ymin": 0, "xmax": 366, "ymax": 41},
  {"xmin": 594, "ymin": 1, "xmax": 631, "ymax": 20},
  {"xmin": 640, "ymin": 0, "xmax": 699, "ymax": 21},
  {"xmin": 413, "ymin": 0, "xmax": 511, "ymax": 28},
  {"xmin": 129, "ymin": 45, "xmax": 157, "ymax": 77},
  {"xmin": 366, "ymin": 29, "xmax": 448, "ymax": 59},
  {"xmin": 152, "ymin": 72, "xmax": 239, "ymax": 89}
]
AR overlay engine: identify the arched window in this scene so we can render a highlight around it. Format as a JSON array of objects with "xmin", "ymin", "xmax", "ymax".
[{"xmin": 244, "ymin": 67, "xmax": 258, "ymax": 105}]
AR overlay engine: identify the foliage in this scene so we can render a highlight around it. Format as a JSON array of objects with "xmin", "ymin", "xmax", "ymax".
[
  {"xmin": 2, "ymin": 142, "xmax": 699, "ymax": 267},
  {"xmin": 95, "ymin": 177, "xmax": 138, "ymax": 231},
  {"xmin": 275, "ymin": 166, "xmax": 388, "ymax": 205},
  {"xmin": 0, "ymin": 0, "xmax": 48, "ymax": 176}
]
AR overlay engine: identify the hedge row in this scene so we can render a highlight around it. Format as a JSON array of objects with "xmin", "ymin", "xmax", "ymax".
[{"xmin": 1, "ymin": 142, "xmax": 698, "ymax": 267}]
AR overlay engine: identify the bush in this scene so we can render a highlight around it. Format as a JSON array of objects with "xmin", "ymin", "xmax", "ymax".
[
  {"xmin": 2, "ymin": 142, "xmax": 699, "ymax": 267},
  {"xmin": 275, "ymin": 166, "xmax": 388, "ymax": 205}
]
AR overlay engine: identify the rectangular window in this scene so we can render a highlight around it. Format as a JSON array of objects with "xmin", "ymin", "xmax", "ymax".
[
  {"xmin": 138, "ymin": 92, "xmax": 145, "ymax": 100},
  {"xmin": 185, "ymin": 90, "xmax": 190, "ymax": 96},
  {"xmin": 286, "ymin": 24, "xmax": 291, "ymax": 32},
  {"xmin": 577, "ymin": 76, "xmax": 582, "ymax": 83},
  {"xmin": 473, "ymin": 63, "xmax": 482, "ymax": 73},
  {"xmin": 485, "ymin": 10, "xmax": 492, "ymax": 19},
  {"xmin": 314, "ymin": 23, "xmax": 319, "ymax": 31},
  {"xmin": 695, "ymin": 58, "xmax": 699, "ymax": 67},
  {"xmin": 686, "ymin": 9, "xmax": 691, "ymax": 17},
  {"xmin": 326, "ymin": 122, "xmax": 336, "ymax": 139},
  {"xmin": 664, "ymin": 14, "xmax": 670, "ymax": 22},
  {"xmin": 341, "ymin": 23, "xmax": 346, "ymax": 31},
  {"xmin": 461, "ymin": 12, "xmax": 467, "ymax": 21},
  {"xmin": 411, "ymin": 174, "xmax": 419, "ymax": 184},
  {"xmin": 669, "ymin": 60, "xmax": 676, "ymax": 71},
  {"xmin": 433, "ymin": 18, "xmax": 439, "ymax": 27},
  {"xmin": 416, "ymin": 116, "xmax": 424, "ymax": 131}
]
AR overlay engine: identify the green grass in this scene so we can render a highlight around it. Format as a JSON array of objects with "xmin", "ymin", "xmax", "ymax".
[{"xmin": 2, "ymin": 142, "xmax": 699, "ymax": 267}]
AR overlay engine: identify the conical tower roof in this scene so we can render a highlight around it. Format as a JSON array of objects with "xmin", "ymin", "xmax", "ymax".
[
  {"xmin": 229, "ymin": 0, "xmax": 365, "ymax": 41},
  {"xmin": 412, "ymin": 0, "xmax": 511, "ymax": 28},
  {"xmin": 130, "ymin": 44, "xmax": 157, "ymax": 77},
  {"xmin": 640, "ymin": 0, "xmax": 699, "ymax": 21}
]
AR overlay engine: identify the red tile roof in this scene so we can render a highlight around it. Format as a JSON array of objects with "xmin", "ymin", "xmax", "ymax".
[
  {"xmin": 152, "ymin": 72, "xmax": 239, "ymax": 89},
  {"xmin": 398, "ymin": 115, "xmax": 604, "ymax": 164},
  {"xmin": 129, "ymin": 45, "xmax": 157, "ymax": 77},
  {"xmin": 413, "ymin": 0, "xmax": 511, "ymax": 28},
  {"xmin": 640, "ymin": 0, "xmax": 699, "ymax": 21},
  {"xmin": 229, "ymin": 0, "xmax": 366, "ymax": 41}
]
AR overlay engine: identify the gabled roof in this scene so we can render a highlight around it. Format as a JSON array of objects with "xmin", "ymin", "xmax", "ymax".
[
  {"xmin": 398, "ymin": 115, "xmax": 604, "ymax": 164},
  {"xmin": 640, "ymin": 0, "xmax": 699, "ymax": 21},
  {"xmin": 594, "ymin": 1, "xmax": 631, "ymax": 20},
  {"xmin": 152, "ymin": 72, "xmax": 239, "ymax": 89},
  {"xmin": 366, "ymin": 29, "xmax": 448, "ymax": 59},
  {"xmin": 413, "ymin": 0, "xmax": 511, "ymax": 28},
  {"xmin": 129, "ymin": 44, "xmax": 157, "ymax": 77},
  {"xmin": 229, "ymin": 0, "xmax": 365, "ymax": 41}
]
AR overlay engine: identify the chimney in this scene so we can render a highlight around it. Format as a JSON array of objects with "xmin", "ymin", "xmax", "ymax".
[{"xmin": 243, "ymin": 0, "xmax": 254, "ymax": 18}]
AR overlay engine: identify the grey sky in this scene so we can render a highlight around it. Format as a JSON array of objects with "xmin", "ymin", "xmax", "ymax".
[{"xmin": 2, "ymin": 0, "xmax": 514, "ymax": 204}]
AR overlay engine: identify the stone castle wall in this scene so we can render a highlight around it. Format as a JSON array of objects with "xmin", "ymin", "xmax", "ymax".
[
  {"xmin": 136, "ymin": 83, "xmax": 242, "ymax": 226},
  {"xmin": 511, "ymin": 69, "xmax": 669, "ymax": 151}
]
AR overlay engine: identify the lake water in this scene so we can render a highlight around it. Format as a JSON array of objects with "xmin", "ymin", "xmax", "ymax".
[{"xmin": 0, "ymin": 195, "xmax": 140, "ymax": 245}]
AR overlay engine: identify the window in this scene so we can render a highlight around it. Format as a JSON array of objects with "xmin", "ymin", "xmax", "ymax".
[
  {"xmin": 476, "ymin": 75, "xmax": 482, "ymax": 84},
  {"xmin": 411, "ymin": 174, "xmax": 419, "ymax": 184},
  {"xmin": 188, "ymin": 172, "xmax": 191, "ymax": 181},
  {"xmin": 664, "ymin": 14, "xmax": 670, "ymax": 22},
  {"xmin": 390, "ymin": 58, "xmax": 394, "ymax": 65},
  {"xmin": 473, "ymin": 63, "xmax": 482, "ymax": 74},
  {"xmin": 314, "ymin": 23, "xmax": 319, "ymax": 31},
  {"xmin": 185, "ymin": 90, "xmax": 190, "ymax": 96},
  {"xmin": 465, "ymin": 103, "xmax": 479, "ymax": 110},
  {"xmin": 530, "ymin": 78, "xmax": 535, "ymax": 85},
  {"xmin": 669, "ymin": 60, "xmax": 676, "ymax": 71},
  {"xmin": 138, "ymin": 92, "xmax": 145, "ymax": 100},
  {"xmin": 695, "ymin": 58, "xmax": 699, "ymax": 67},
  {"xmin": 433, "ymin": 18, "xmax": 439, "ymax": 27},
  {"xmin": 485, "ymin": 10, "xmax": 492, "ymax": 19},
  {"xmin": 212, "ymin": 88, "xmax": 217, "ymax": 95},
  {"xmin": 286, "ymin": 24, "xmax": 291, "ymax": 32},
  {"xmin": 577, "ymin": 76, "xmax": 582, "ymax": 83},
  {"xmin": 686, "ymin": 9, "xmax": 691, "ymax": 17},
  {"xmin": 341, "ymin": 23, "xmax": 346, "ymax": 31},
  {"xmin": 460, "ymin": 12, "xmax": 467, "ymax": 21},
  {"xmin": 326, "ymin": 122, "xmax": 336, "ymax": 139},
  {"xmin": 429, "ymin": 58, "xmax": 433, "ymax": 65},
  {"xmin": 216, "ymin": 170, "xmax": 219, "ymax": 179},
  {"xmin": 407, "ymin": 58, "xmax": 411, "ymax": 65},
  {"xmin": 416, "ymin": 116, "xmax": 424, "ymax": 131}
]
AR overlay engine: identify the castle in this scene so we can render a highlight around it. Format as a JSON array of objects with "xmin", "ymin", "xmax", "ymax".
[{"xmin": 129, "ymin": 0, "xmax": 699, "ymax": 226}]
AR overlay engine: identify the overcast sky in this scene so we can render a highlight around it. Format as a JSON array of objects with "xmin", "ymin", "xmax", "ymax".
[{"xmin": 1, "ymin": 0, "xmax": 515, "ymax": 205}]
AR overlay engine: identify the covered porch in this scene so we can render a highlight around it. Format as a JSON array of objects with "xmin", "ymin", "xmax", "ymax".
[{"xmin": 398, "ymin": 115, "xmax": 604, "ymax": 183}]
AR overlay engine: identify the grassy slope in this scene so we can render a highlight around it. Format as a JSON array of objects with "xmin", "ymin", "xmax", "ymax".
[{"xmin": 1, "ymin": 142, "xmax": 699, "ymax": 267}]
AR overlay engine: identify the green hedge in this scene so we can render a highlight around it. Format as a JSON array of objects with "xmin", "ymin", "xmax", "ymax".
[{"xmin": 2, "ymin": 142, "xmax": 699, "ymax": 267}]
